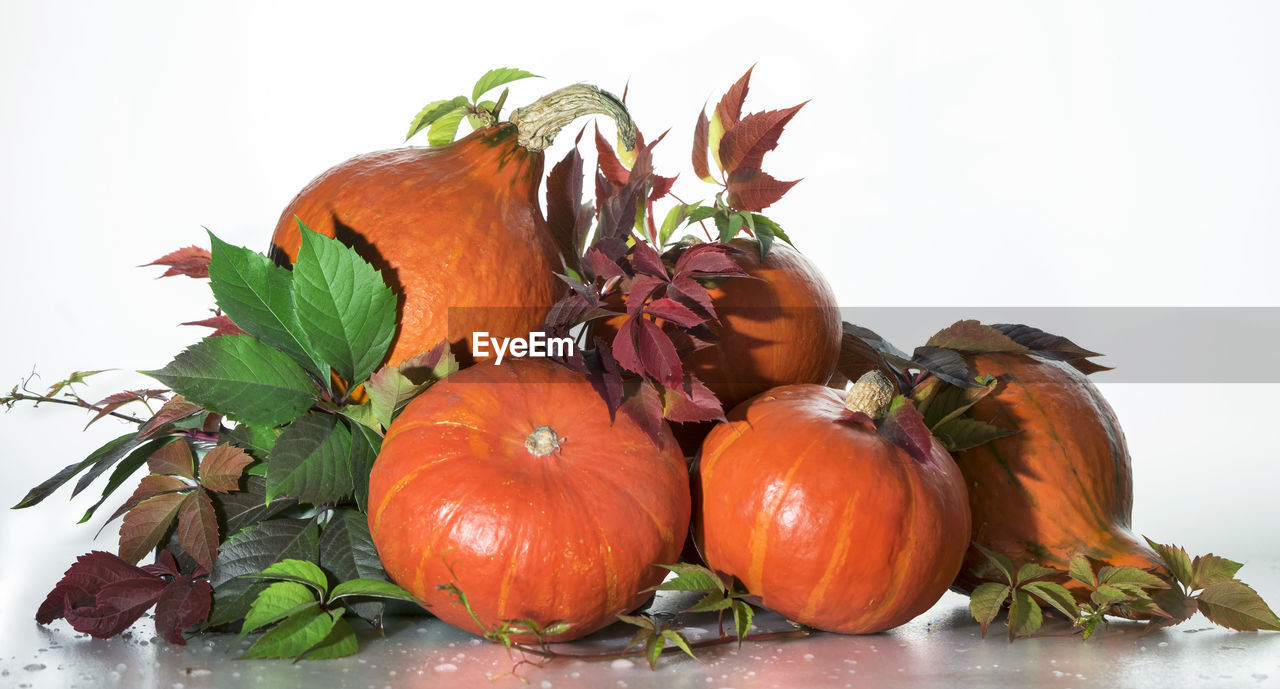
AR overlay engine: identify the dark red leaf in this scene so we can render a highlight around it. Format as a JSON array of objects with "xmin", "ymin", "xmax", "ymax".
[
  {"xmin": 143, "ymin": 549, "xmax": 181, "ymax": 578},
  {"xmin": 37, "ymin": 551, "xmax": 154, "ymax": 625},
  {"xmin": 718, "ymin": 103, "xmax": 805, "ymax": 174},
  {"xmin": 99, "ymin": 474, "xmax": 187, "ymax": 538},
  {"xmin": 611, "ymin": 317, "xmax": 643, "ymax": 376},
  {"xmin": 148, "ymin": 438, "xmax": 194, "ymax": 479},
  {"xmin": 626, "ymin": 277, "xmax": 667, "ymax": 317},
  {"xmin": 138, "ymin": 396, "xmax": 203, "ymax": 439},
  {"xmin": 119, "ymin": 489, "xmax": 188, "ymax": 565},
  {"xmin": 198, "ymin": 444, "xmax": 253, "ymax": 493},
  {"xmin": 585, "ymin": 336, "xmax": 625, "ymax": 421},
  {"xmin": 725, "ymin": 168, "xmax": 800, "ymax": 212},
  {"xmin": 546, "ymin": 293, "xmax": 593, "ymax": 337},
  {"xmin": 644, "ymin": 297, "xmax": 706, "ymax": 329},
  {"xmin": 595, "ymin": 124, "xmax": 631, "ymax": 189},
  {"xmin": 176, "ymin": 489, "xmax": 218, "ymax": 573},
  {"xmin": 649, "ymin": 173, "xmax": 677, "ymax": 203},
  {"xmin": 692, "ymin": 107, "xmax": 713, "ymax": 181},
  {"xmin": 988, "ymin": 323, "xmax": 1113, "ymax": 374},
  {"xmin": 674, "ymin": 243, "xmax": 750, "ymax": 278},
  {"xmin": 84, "ymin": 389, "xmax": 169, "ymax": 429},
  {"xmin": 880, "ymin": 398, "xmax": 939, "ymax": 466},
  {"xmin": 668, "ymin": 275, "xmax": 718, "ymax": 321},
  {"xmin": 635, "ymin": 318, "xmax": 684, "ymax": 390},
  {"xmin": 62, "ymin": 577, "xmax": 167, "ymax": 638},
  {"xmin": 181, "ymin": 314, "xmax": 245, "ymax": 337},
  {"xmin": 153, "ymin": 576, "xmax": 212, "ymax": 645},
  {"xmin": 715, "ymin": 66, "xmax": 754, "ymax": 130},
  {"xmin": 661, "ymin": 374, "xmax": 725, "ymax": 423},
  {"xmin": 142, "ymin": 246, "xmax": 211, "ymax": 279},
  {"xmin": 586, "ymin": 248, "xmax": 626, "ymax": 281},
  {"xmin": 620, "ymin": 380, "xmax": 668, "ymax": 446},
  {"xmin": 926, "ymin": 320, "xmax": 1030, "ymax": 354},
  {"xmin": 546, "ymin": 141, "xmax": 586, "ymax": 272},
  {"xmin": 631, "ymin": 240, "xmax": 669, "ymax": 279}
]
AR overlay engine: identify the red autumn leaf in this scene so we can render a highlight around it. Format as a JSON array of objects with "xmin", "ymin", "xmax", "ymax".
[
  {"xmin": 725, "ymin": 168, "xmax": 801, "ymax": 212},
  {"xmin": 36, "ymin": 551, "xmax": 154, "ymax": 624},
  {"xmin": 198, "ymin": 444, "xmax": 253, "ymax": 493},
  {"xmin": 649, "ymin": 173, "xmax": 677, "ymax": 202},
  {"xmin": 119, "ymin": 487, "xmax": 188, "ymax": 565},
  {"xmin": 176, "ymin": 490, "xmax": 218, "ymax": 573},
  {"xmin": 718, "ymin": 103, "xmax": 806, "ymax": 174},
  {"xmin": 675, "ymin": 242, "xmax": 750, "ymax": 278},
  {"xmin": 595, "ymin": 124, "xmax": 631, "ymax": 189},
  {"xmin": 137, "ymin": 396, "xmax": 203, "ymax": 439},
  {"xmin": 619, "ymin": 380, "xmax": 667, "ymax": 445},
  {"xmin": 644, "ymin": 297, "xmax": 706, "ymax": 329},
  {"xmin": 667, "ymin": 276, "xmax": 718, "ymax": 322},
  {"xmin": 611, "ymin": 317, "xmax": 643, "ymax": 377},
  {"xmin": 546, "ymin": 132, "xmax": 586, "ymax": 270},
  {"xmin": 586, "ymin": 248, "xmax": 626, "ymax": 280},
  {"xmin": 143, "ymin": 246, "xmax": 211, "ymax": 279},
  {"xmin": 661, "ymin": 374, "xmax": 726, "ymax": 424},
  {"xmin": 142, "ymin": 549, "xmax": 182, "ymax": 578},
  {"xmin": 692, "ymin": 107, "xmax": 713, "ymax": 181},
  {"xmin": 153, "ymin": 575, "xmax": 212, "ymax": 645},
  {"xmin": 62, "ymin": 576, "xmax": 168, "ymax": 639},
  {"xmin": 630, "ymin": 240, "xmax": 669, "ymax": 279},
  {"xmin": 626, "ymin": 277, "xmax": 667, "ymax": 317},
  {"xmin": 715, "ymin": 66, "xmax": 755, "ymax": 130},
  {"xmin": 147, "ymin": 439, "xmax": 195, "ymax": 479},
  {"xmin": 84, "ymin": 389, "xmax": 170, "ymax": 429},
  {"xmin": 181, "ymin": 314, "xmax": 245, "ymax": 337},
  {"xmin": 585, "ymin": 336, "xmax": 625, "ymax": 421},
  {"xmin": 635, "ymin": 318, "xmax": 684, "ymax": 390},
  {"xmin": 880, "ymin": 398, "xmax": 937, "ymax": 466}
]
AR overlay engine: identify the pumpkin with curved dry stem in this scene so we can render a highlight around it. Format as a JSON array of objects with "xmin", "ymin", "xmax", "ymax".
[
  {"xmin": 269, "ymin": 85, "xmax": 634, "ymax": 367},
  {"xmin": 950, "ymin": 352, "xmax": 1164, "ymax": 609},
  {"xmin": 697, "ymin": 375, "xmax": 971, "ymax": 634},
  {"xmin": 367, "ymin": 359, "xmax": 690, "ymax": 642}
]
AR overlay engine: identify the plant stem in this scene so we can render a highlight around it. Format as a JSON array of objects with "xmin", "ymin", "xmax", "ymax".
[
  {"xmin": 507, "ymin": 628, "xmax": 809, "ymax": 662},
  {"xmin": 1, "ymin": 391, "xmax": 147, "ymax": 425}
]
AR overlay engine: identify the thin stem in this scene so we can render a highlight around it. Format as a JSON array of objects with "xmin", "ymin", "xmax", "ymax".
[
  {"xmin": 2, "ymin": 391, "xmax": 147, "ymax": 425},
  {"xmin": 507, "ymin": 628, "xmax": 809, "ymax": 662}
]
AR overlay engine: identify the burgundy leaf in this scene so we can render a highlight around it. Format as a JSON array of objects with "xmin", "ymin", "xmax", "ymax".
[
  {"xmin": 620, "ymin": 380, "xmax": 668, "ymax": 446},
  {"xmin": 148, "ymin": 438, "xmax": 195, "ymax": 479},
  {"xmin": 661, "ymin": 374, "xmax": 725, "ymax": 423},
  {"xmin": 545, "ymin": 293, "xmax": 593, "ymax": 337},
  {"xmin": 585, "ymin": 336, "xmax": 625, "ymax": 421},
  {"xmin": 692, "ymin": 107, "xmax": 713, "ymax": 181},
  {"xmin": 143, "ymin": 549, "xmax": 181, "ymax": 578},
  {"xmin": 725, "ymin": 168, "xmax": 800, "ymax": 212},
  {"xmin": 926, "ymin": 320, "xmax": 1030, "ymax": 354},
  {"xmin": 181, "ymin": 314, "xmax": 245, "ymax": 337},
  {"xmin": 719, "ymin": 103, "xmax": 806, "ymax": 174},
  {"xmin": 988, "ymin": 323, "xmax": 1113, "ymax": 374},
  {"xmin": 99, "ymin": 474, "xmax": 188, "ymax": 538},
  {"xmin": 668, "ymin": 275, "xmax": 718, "ymax": 321},
  {"xmin": 62, "ymin": 577, "xmax": 168, "ymax": 638},
  {"xmin": 84, "ymin": 389, "xmax": 169, "ymax": 429},
  {"xmin": 674, "ymin": 242, "xmax": 750, "ymax": 278},
  {"xmin": 595, "ymin": 124, "xmax": 631, "ymax": 189},
  {"xmin": 138, "ymin": 396, "xmax": 203, "ymax": 439},
  {"xmin": 142, "ymin": 246, "xmax": 211, "ymax": 279},
  {"xmin": 626, "ymin": 277, "xmax": 667, "ymax": 317},
  {"xmin": 546, "ymin": 139, "xmax": 586, "ymax": 272},
  {"xmin": 611, "ymin": 317, "xmax": 643, "ymax": 376},
  {"xmin": 644, "ymin": 297, "xmax": 706, "ymax": 329},
  {"xmin": 635, "ymin": 318, "xmax": 684, "ymax": 389},
  {"xmin": 119, "ymin": 489, "xmax": 188, "ymax": 565},
  {"xmin": 631, "ymin": 240, "xmax": 669, "ymax": 279},
  {"xmin": 37, "ymin": 551, "xmax": 154, "ymax": 625},
  {"xmin": 176, "ymin": 489, "xmax": 218, "ymax": 573},
  {"xmin": 880, "ymin": 398, "xmax": 940, "ymax": 466},
  {"xmin": 586, "ymin": 248, "xmax": 626, "ymax": 280},
  {"xmin": 153, "ymin": 576, "xmax": 212, "ymax": 645},
  {"xmin": 715, "ymin": 66, "xmax": 754, "ymax": 130},
  {"xmin": 198, "ymin": 444, "xmax": 253, "ymax": 493},
  {"xmin": 649, "ymin": 173, "xmax": 677, "ymax": 202}
]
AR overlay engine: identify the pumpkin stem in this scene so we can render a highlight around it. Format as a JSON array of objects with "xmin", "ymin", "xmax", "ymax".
[
  {"xmin": 524, "ymin": 425, "xmax": 561, "ymax": 457},
  {"xmin": 845, "ymin": 371, "xmax": 894, "ymax": 420},
  {"xmin": 510, "ymin": 84, "xmax": 636, "ymax": 153}
]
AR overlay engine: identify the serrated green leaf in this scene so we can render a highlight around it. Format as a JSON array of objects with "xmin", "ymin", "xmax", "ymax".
[
  {"xmin": 652, "ymin": 563, "xmax": 726, "ymax": 593},
  {"xmin": 1016, "ymin": 563, "xmax": 1061, "ymax": 585},
  {"xmin": 1068, "ymin": 555, "xmax": 1097, "ymax": 588},
  {"xmin": 205, "ymin": 518, "xmax": 320, "ymax": 628},
  {"xmin": 684, "ymin": 204, "xmax": 717, "ymax": 224},
  {"xmin": 466, "ymin": 99, "xmax": 498, "ymax": 130},
  {"xmin": 1008, "ymin": 590, "xmax": 1044, "ymax": 640},
  {"xmin": 658, "ymin": 205, "xmax": 687, "ymax": 246},
  {"xmin": 224, "ymin": 423, "xmax": 279, "ymax": 459},
  {"xmin": 1192, "ymin": 554, "xmax": 1244, "ymax": 589},
  {"xmin": 238, "ymin": 582, "xmax": 318, "ymax": 639},
  {"xmin": 750, "ymin": 213, "xmax": 792, "ymax": 246},
  {"xmin": 1144, "ymin": 537, "xmax": 1195, "ymax": 589},
  {"xmin": 293, "ymin": 226, "xmax": 397, "ymax": 387},
  {"xmin": 318, "ymin": 507, "xmax": 384, "ymax": 583},
  {"xmin": 1110, "ymin": 583, "xmax": 1154, "ymax": 600},
  {"xmin": 713, "ymin": 212, "xmax": 734, "ymax": 243},
  {"xmin": 685, "ymin": 590, "xmax": 732, "ymax": 613},
  {"xmin": 301, "ymin": 614, "xmax": 358, "ymax": 659},
  {"xmin": 644, "ymin": 634, "xmax": 665, "ymax": 669},
  {"xmin": 252, "ymin": 558, "xmax": 330, "ymax": 594},
  {"xmin": 15, "ymin": 433, "xmax": 144, "ymax": 509},
  {"xmin": 265, "ymin": 413, "xmax": 354, "ymax": 505},
  {"xmin": 207, "ymin": 232, "xmax": 323, "ymax": 377},
  {"xmin": 406, "ymin": 96, "xmax": 469, "ymax": 141},
  {"xmin": 1099, "ymin": 566, "xmax": 1168, "ymax": 589},
  {"xmin": 143, "ymin": 335, "xmax": 316, "ymax": 427},
  {"xmin": 934, "ymin": 417, "xmax": 1016, "ymax": 453},
  {"xmin": 1021, "ymin": 581, "xmax": 1079, "ymax": 621},
  {"xmin": 1090, "ymin": 584, "xmax": 1129, "ymax": 607},
  {"xmin": 347, "ymin": 421, "xmax": 380, "ymax": 513},
  {"xmin": 240, "ymin": 604, "xmax": 337, "ymax": 659},
  {"xmin": 427, "ymin": 106, "xmax": 468, "ymax": 147},
  {"xmin": 969, "ymin": 583, "xmax": 1010, "ymax": 636},
  {"xmin": 973, "ymin": 543, "xmax": 1016, "ymax": 584},
  {"xmin": 732, "ymin": 599, "xmax": 754, "ymax": 643},
  {"xmin": 661, "ymin": 629, "xmax": 696, "ymax": 660},
  {"xmin": 1196, "ymin": 579, "xmax": 1280, "ymax": 631},
  {"xmin": 78, "ymin": 436, "xmax": 171, "ymax": 523},
  {"xmin": 329, "ymin": 579, "xmax": 420, "ymax": 603},
  {"xmin": 472, "ymin": 68, "xmax": 539, "ymax": 102}
]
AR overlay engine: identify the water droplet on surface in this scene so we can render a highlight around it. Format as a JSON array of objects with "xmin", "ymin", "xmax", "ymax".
[
  {"xmin": 540, "ymin": 681, "xmax": 553, "ymax": 688},
  {"xmin": 611, "ymin": 659, "xmax": 635, "ymax": 670},
  {"xmin": 22, "ymin": 664, "xmax": 45, "ymax": 672},
  {"xmin": 434, "ymin": 663, "xmax": 458, "ymax": 673},
  {"xmin": 803, "ymin": 654, "xmax": 815, "ymax": 660}
]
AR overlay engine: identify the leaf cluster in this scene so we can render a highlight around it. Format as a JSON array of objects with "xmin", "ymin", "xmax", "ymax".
[
  {"xmin": 405, "ymin": 68, "xmax": 540, "ymax": 145},
  {"xmin": 1145, "ymin": 538, "xmax": 1280, "ymax": 632}
]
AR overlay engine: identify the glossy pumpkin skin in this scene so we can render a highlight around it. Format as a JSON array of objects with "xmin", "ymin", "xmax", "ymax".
[
  {"xmin": 269, "ymin": 124, "xmax": 562, "ymax": 367},
  {"xmin": 698, "ymin": 385, "xmax": 971, "ymax": 634},
  {"xmin": 367, "ymin": 359, "xmax": 690, "ymax": 642},
  {"xmin": 950, "ymin": 353, "xmax": 1163, "ymax": 600}
]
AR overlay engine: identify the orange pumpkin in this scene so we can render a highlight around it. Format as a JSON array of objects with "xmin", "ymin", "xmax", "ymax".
[
  {"xmin": 366, "ymin": 359, "xmax": 689, "ymax": 641},
  {"xmin": 698, "ymin": 377, "xmax": 970, "ymax": 633}
]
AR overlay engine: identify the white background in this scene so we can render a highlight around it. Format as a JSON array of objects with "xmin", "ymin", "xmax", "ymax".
[{"xmin": 1, "ymin": 0, "xmax": 1277, "ymax": 626}]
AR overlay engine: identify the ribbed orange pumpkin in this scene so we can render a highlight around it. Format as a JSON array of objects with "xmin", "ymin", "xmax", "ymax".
[
  {"xmin": 269, "ymin": 86, "xmax": 632, "ymax": 367},
  {"xmin": 950, "ymin": 353, "xmax": 1164, "ymax": 605},
  {"xmin": 366, "ymin": 359, "xmax": 689, "ymax": 641},
  {"xmin": 698, "ymin": 381, "xmax": 970, "ymax": 634}
]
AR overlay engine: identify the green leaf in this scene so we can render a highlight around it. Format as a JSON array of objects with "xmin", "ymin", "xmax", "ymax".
[
  {"xmin": 224, "ymin": 423, "xmax": 279, "ymax": 459},
  {"xmin": 301, "ymin": 614, "xmax": 358, "ymax": 659},
  {"xmin": 293, "ymin": 226, "xmax": 398, "ymax": 387},
  {"xmin": 1015, "ymin": 563, "xmax": 1061, "ymax": 585},
  {"xmin": 329, "ymin": 579, "xmax": 420, "ymax": 604},
  {"xmin": 1098, "ymin": 566, "xmax": 1168, "ymax": 589},
  {"xmin": 427, "ymin": 106, "xmax": 468, "ymax": 147},
  {"xmin": 240, "ymin": 605, "xmax": 338, "ymax": 660},
  {"xmin": 731, "ymin": 599, "xmax": 754, "ymax": 643},
  {"xmin": 347, "ymin": 421, "xmax": 381, "ymax": 513},
  {"xmin": 1192, "ymin": 554, "xmax": 1244, "ymax": 589},
  {"xmin": 658, "ymin": 205, "xmax": 688, "ymax": 246},
  {"xmin": 265, "ymin": 413, "xmax": 354, "ymax": 505},
  {"xmin": 406, "ymin": 96, "xmax": 469, "ymax": 141},
  {"xmin": 1196, "ymin": 580, "xmax": 1280, "ymax": 631},
  {"xmin": 206, "ymin": 517, "xmax": 320, "ymax": 628},
  {"xmin": 1021, "ymin": 581, "xmax": 1080, "ymax": 621},
  {"xmin": 253, "ymin": 558, "xmax": 330, "ymax": 595},
  {"xmin": 644, "ymin": 634, "xmax": 665, "ymax": 670},
  {"xmin": 143, "ymin": 335, "xmax": 316, "ymax": 427},
  {"xmin": 713, "ymin": 212, "xmax": 734, "ymax": 243},
  {"xmin": 466, "ymin": 99, "xmax": 498, "ymax": 130},
  {"xmin": 1067, "ymin": 555, "xmax": 1097, "ymax": 588},
  {"xmin": 238, "ymin": 582, "xmax": 319, "ymax": 639},
  {"xmin": 1090, "ymin": 584, "xmax": 1129, "ymax": 607},
  {"xmin": 685, "ymin": 590, "xmax": 732, "ymax": 613},
  {"xmin": 750, "ymin": 213, "xmax": 792, "ymax": 246},
  {"xmin": 933, "ymin": 417, "xmax": 1016, "ymax": 453},
  {"xmin": 78, "ymin": 436, "xmax": 171, "ymax": 523},
  {"xmin": 318, "ymin": 507, "xmax": 385, "ymax": 584},
  {"xmin": 661, "ymin": 629, "xmax": 696, "ymax": 660},
  {"xmin": 472, "ymin": 68, "xmax": 539, "ymax": 102},
  {"xmin": 1008, "ymin": 589, "xmax": 1044, "ymax": 639},
  {"xmin": 207, "ymin": 232, "xmax": 323, "ymax": 376},
  {"xmin": 14, "ymin": 433, "xmax": 143, "ymax": 509},
  {"xmin": 652, "ymin": 563, "xmax": 726, "ymax": 594},
  {"xmin": 973, "ymin": 543, "xmax": 1016, "ymax": 584},
  {"xmin": 969, "ymin": 582, "xmax": 1010, "ymax": 637},
  {"xmin": 1144, "ymin": 537, "xmax": 1194, "ymax": 589}
]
